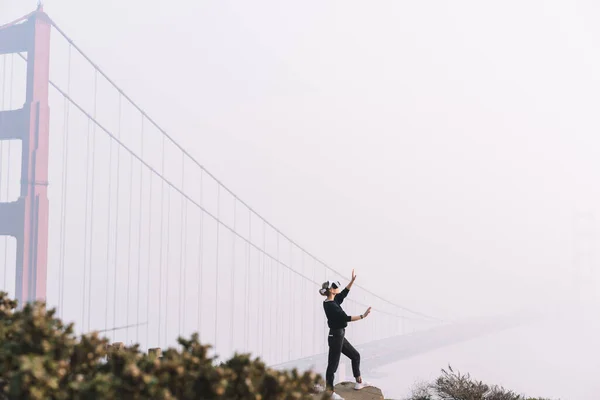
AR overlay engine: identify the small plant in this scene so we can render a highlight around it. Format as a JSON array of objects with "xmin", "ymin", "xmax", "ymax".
[
  {"xmin": 404, "ymin": 365, "xmax": 555, "ymax": 400},
  {"xmin": 404, "ymin": 380, "xmax": 434, "ymax": 400}
]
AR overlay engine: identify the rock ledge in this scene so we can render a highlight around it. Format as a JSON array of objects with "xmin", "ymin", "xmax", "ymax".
[{"xmin": 312, "ymin": 382, "xmax": 385, "ymax": 400}]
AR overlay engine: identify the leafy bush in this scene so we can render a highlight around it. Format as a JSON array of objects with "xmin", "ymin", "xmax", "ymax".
[
  {"xmin": 404, "ymin": 365, "xmax": 555, "ymax": 400},
  {"xmin": 0, "ymin": 292, "xmax": 324, "ymax": 399}
]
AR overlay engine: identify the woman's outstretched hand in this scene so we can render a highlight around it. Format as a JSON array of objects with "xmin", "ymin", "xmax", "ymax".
[
  {"xmin": 346, "ymin": 269, "xmax": 357, "ymax": 290},
  {"xmin": 363, "ymin": 307, "xmax": 372, "ymax": 318}
]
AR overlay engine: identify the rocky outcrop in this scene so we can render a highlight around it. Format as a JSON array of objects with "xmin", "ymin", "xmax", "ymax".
[{"xmin": 313, "ymin": 382, "xmax": 385, "ymax": 400}]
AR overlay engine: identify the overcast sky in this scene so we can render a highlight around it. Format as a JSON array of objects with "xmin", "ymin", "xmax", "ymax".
[
  {"xmin": 5, "ymin": 1, "xmax": 600, "ymax": 397},
  {"xmin": 3, "ymin": 0, "xmax": 600, "ymax": 331}
]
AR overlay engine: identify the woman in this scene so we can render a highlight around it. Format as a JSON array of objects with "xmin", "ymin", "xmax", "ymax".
[{"xmin": 320, "ymin": 269, "xmax": 372, "ymax": 400}]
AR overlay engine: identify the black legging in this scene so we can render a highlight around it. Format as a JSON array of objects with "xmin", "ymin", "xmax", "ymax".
[{"xmin": 325, "ymin": 328, "xmax": 361, "ymax": 390}]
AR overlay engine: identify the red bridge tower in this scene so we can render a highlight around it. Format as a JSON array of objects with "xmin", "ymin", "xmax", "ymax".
[{"xmin": 0, "ymin": 7, "xmax": 51, "ymax": 306}]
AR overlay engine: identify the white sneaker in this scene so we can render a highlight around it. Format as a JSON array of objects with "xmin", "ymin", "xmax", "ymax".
[
  {"xmin": 330, "ymin": 392, "xmax": 345, "ymax": 400},
  {"xmin": 354, "ymin": 380, "xmax": 372, "ymax": 390}
]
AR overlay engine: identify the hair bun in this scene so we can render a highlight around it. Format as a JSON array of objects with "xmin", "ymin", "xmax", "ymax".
[{"xmin": 319, "ymin": 288, "xmax": 326, "ymax": 295}]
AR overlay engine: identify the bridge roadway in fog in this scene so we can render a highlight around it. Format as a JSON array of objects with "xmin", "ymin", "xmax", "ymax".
[{"xmin": 271, "ymin": 313, "xmax": 536, "ymax": 376}]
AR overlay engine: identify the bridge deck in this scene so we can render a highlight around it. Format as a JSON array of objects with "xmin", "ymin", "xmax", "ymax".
[{"xmin": 271, "ymin": 313, "xmax": 535, "ymax": 376}]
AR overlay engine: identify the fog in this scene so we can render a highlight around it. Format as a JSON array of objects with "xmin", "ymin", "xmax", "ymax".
[
  {"xmin": 2, "ymin": 0, "xmax": 600, "ymax": 398},
  {"xmin": 371, "ymin": 308, "xmax": 600, "ymax": 399}
]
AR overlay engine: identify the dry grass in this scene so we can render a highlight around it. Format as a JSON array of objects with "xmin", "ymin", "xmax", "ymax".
[{"xmin": 402, "ymin": 365, "xmax": 557, "ymax": 400}]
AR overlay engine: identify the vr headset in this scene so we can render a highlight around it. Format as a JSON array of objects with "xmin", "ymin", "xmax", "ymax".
[
  {"xmin": 319, "ymin": 280, "xmax": 341, "ymax": 295},
  {"xmin": 327, "ymin": 280, "xmax": 341, "ymax": 290}
]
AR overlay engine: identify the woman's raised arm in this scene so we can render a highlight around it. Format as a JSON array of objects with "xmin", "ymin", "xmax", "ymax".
[{"xmin": 345, "ymin": 269, "xmax": 357, "ymax": 290}]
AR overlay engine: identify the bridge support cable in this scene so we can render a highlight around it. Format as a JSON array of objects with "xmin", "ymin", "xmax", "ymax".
[
  {"xmin": 126, "ymin": 118, "xmax": 138, "ymax": 343},
  {"xmin": 214, "ymin": 186, "xmax": 221, "ymax": 356},
  {"xmin": 280, "ymin": 239, "xmax": 286, "ymax": 362},
  {"xmin": 157, "ymin": 134, "xmax": 165, "ymax": 348},
  {"xmin": 86, "ymin": 71, "xmax": 99, "ymax": 332},
  {"xmin": 164, "ymin": 188, "xmax": 171, "ymax": 349},
  {"xmin": 260, "ymin": 222, "xmax": 266, "ymax": 359},
  {"xmin": 311, "ymin": 257, "xmax": 320, "ymax": 360},
  {"xmin": 265, "ymin": 234, "xmax": 271, "ymax": 362},
  {"xmin": 105, "ymin": 90, "xmax": 115, "ymax": 341},
  {"xmin": 244, "ymin": 211, "xmax": 251, "ymax": 351},
  {"xmin": 230, "ymin": 198, "xmax": 237, "ymax": 353},
  {"xmin": 57, "ymin": 45, "xmax": 71, "ymax": 319},
  {"xmin": 122, "ymin": 123, "xmax": 135, "ymax": 341},
  {"xmin": 145, "ymin": 169, "xmax": 154, "ymax": 349},
  {"xmin": 288, "ymin": 242, "xmax": 293, "ymax": 361},
  {"xmin": 270, "ymin": 254, "xmax": 276, "ymax": 362},
  {"xmin": 179, "ymin": 152, "xmax": 187, "ymax": 338},
  {"xmin": 196, "ymin": 170, "xmax": 204, "ymax": 342},
  {"xmin": 283, "ymin": 245, "xmax": 288, "ymax": 363},
  {"xmin": 81, "ymin": 117, "xmax": 92, "ymax": 331},
  {"xmin": 112, "ymin": 96, "xmax": 123, "ymax": 342},
  {"xmin": 300, "ymin": 251, "xmax": 304, "ymax": 359},
  {"xmin": 133, "ymin": 116, "xmax": 145, "ymax": 345},
  {"xmin": 280, "ymin": 261, "xmax": 285, "ymax": 364},
  {"xmin": 275, "ymin": 235, "xmax": 279, "ymax": 363},
  {"xmin": 281, "ymin": 263, "xmax": 286, "ymax": 363}
]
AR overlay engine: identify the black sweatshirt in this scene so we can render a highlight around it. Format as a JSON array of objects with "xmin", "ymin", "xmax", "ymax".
[{"xmin": 323, "ymin": 288, "xmax": 351, "ymax": 329}]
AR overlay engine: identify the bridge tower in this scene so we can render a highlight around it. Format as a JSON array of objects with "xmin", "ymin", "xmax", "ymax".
[{"xmin": 0, "ymin": 7, "xmax": 51, "ymax": 306}]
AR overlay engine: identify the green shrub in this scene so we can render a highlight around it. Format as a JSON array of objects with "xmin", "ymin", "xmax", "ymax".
[{"xmin": 0, "ymin": 292, "xmax": 324, "ymax": 399}]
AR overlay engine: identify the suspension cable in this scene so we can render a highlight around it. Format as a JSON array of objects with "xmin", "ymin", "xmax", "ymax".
[
  {"xmin": 134, "ymin": 115, "xmax": 145, "ymax": 344},
  {"xmin": 244, "ymin": 211, "xmax": 251, "ymax": 351},
  {"xmin": 230, "ymin": 198, "xmax": 237, "ymax": 352},
  {"xmin": 43, "ymin": 77, "xmax": 438, "ymax": 323},
  {"xmin": 288, "ymin": 243, "xmax": 293, "ymax": 361},
  {"xmin": 179, "ymin": 152, "xmax": 186, "ymax": 337},
  {"xmin": 86, "ymin": 71, "xmax": 99, "ymax": 332},
  {"xmin": 276, "ymin": 235, "xmax": 281, "ymax": 362},
  {"xmin": 46, "ymin": 16, "xmax": 442, "ymax": 322},
  {"xmin": 261, "ymin": 223, "xmax": 267, "ymax": 358},
  {"xmin": 164, "ymin": 188, "xmax": 171, "ymax": 348},
  {"xmin": 197, "ymin": 170, "xmax": 204, "ymax": 340},
  {"xmin": 58, "ymin": 45, "xmax": 72, "ymax": 318},
  {"xmin": 312, "ymin": 259, "xmax": 318, "ymax": 356},
  {"xmin": 145, "ymin": 166, "xmax": 153, "ymax": 350},
  {"xmin": 123, "ymin": 141, "xmax": 135, "ymax": 341},
  {"xmin": 112, "ymin": 94, "xmax": 122, "ymax": 343},
  {"xmin": 214, "ymin": 186, "xmax": 221, "ymax": 356},
  {"xmin": 271, "ymin": 254, "xmax": 277, "ymax": 362},
  {"xmin": 104, "ymin": 96, "xmax": 115, "ymax": 341},
  {"xmin": 81, "ymin": 116, "xmax": 92, "ymax": 331},
  {"xmin": 157, "ymin": 135, "xmax": 165, "ymax": 347},
  {"xmin": 300, "ymin": 251, "xmax": 304, "ymax": 358}
]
